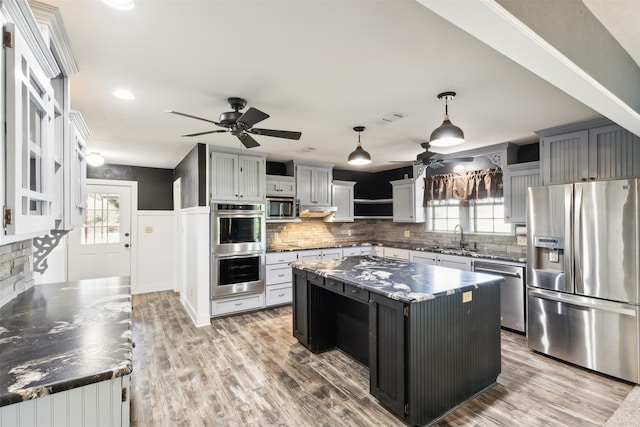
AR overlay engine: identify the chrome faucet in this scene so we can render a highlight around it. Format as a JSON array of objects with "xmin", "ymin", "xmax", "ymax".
[{"xmin": 454, "ymin": 224, "xmax": 467, "ymax": 249}]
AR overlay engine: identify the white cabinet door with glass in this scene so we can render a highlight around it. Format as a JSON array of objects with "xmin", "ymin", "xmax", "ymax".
[
  {"xmin": 210, "ymin": 151, "xmax": 266, "ymax": 202},
  {"xmin": 2, "ymin": 19, "xmax": 59, "ymax": 239}
]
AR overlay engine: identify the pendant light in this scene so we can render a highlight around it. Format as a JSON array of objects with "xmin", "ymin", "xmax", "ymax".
[
  {"xmin": 429, "ymin": 91, "xmax": 465, "ymax": 148},
  {"xmin": 348, "ymin": 126, "xmax": 372, "ymax": 165}
]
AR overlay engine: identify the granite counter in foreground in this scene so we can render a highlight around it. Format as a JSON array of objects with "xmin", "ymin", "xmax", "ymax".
[
  {"xmin": 0, "ymin": 277, "xmax": 132, "ymax": 407},
  {"xmin": 291, "ymin": 255, "xmax": 503, "ymax": 303}
]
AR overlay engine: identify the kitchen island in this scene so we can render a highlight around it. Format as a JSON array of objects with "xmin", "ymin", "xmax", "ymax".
[
  {"xmin": 0, "ymin": 277, "xmax": 132, "ymax": 426},
  {"xmin": 291, "ymin": 255, "xmax": 503, "ymax": 426}
]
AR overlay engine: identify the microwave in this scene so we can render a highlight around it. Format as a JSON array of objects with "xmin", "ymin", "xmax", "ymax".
[{"xmin": 266, "ymin": 197, "xmax": 299, "ymax": 219}]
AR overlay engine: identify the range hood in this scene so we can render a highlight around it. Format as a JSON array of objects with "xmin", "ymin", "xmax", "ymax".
[{"xmin": 299, "ymin": 205, "xmax": 337, "ymax": 218}]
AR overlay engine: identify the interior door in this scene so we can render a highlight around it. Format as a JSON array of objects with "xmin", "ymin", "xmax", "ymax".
[{"xmin": 67, "ymin": 183, "xmax": 132, "ymax": 281}]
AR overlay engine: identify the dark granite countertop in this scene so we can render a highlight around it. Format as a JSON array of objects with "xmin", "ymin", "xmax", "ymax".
[
  {"xmin": 268, "ymin": 241, "xmax": 525, "ymax": 264},
  {"xmin": 291, "ymin": 255, "xmax": 503, "ymax": 303},
  {"xmin": 0, "ymin": 277, "xmax": 132, "ymax": 407}
]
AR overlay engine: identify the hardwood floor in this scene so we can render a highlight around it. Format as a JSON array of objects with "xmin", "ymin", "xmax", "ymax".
[{"xmin": 130, "ymin": 291, "xmax": 633, "ymax": 426}]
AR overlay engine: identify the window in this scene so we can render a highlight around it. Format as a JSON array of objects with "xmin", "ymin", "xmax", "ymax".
[
  {"xmin": 82, "ymin": 193, "xmax": 121, "ymax": 245},
  {"xmin": 428, "ymin": 198, "xmax": 512, "ymax": 235}
]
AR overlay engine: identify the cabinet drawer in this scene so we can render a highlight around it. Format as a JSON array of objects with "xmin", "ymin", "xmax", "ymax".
[
  {"xmin": 266, "ymin": 264, "xmax": 292, "ymax": 285},
  {"xmin": 266, "ymin": 251, "xmax": 298, "ymax": 264},
  {"xmin": 344, "ymin": 283, "xmax": 369, "ymax": 302},
  {"xmin": 211, "ymin": 294, "xmax": 264, "ymax": 317},
  {"xmin": 342, "ymin": 247, "xmax": 364, "ymax": 257},
  {"xmin": 306, "ymin": 271, "xmax": 324, "ymax": 286},
  {"xmin": 324, "ymin": 278, "xmax": 344, "ymax": 293},
  {"xmin": 265, "ymin": 284, "xmax": 292, "ymax": 306}
]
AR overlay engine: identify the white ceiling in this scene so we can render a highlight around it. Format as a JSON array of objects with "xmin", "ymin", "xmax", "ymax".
[{"xmin": 41, "ymin": 0, "xmax": 638, "ymax": 171}]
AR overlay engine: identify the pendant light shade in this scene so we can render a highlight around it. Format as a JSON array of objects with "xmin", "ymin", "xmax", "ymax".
[
  {"xmin": 348, "ymin": 126, "xmax": 371, "ymax": 165},
  {"xmin": 429, "ymin": 91, "xmax": 465, "ymax": 148}
]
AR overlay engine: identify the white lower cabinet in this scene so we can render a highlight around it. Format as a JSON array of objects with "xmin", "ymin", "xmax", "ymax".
[
  {"xmin": 320, "ymin": 248, "xmax": 343, "ymax": 259},
  {"xmin": 211, "ymin": 293, "xmax": 265, "ymax": 317},
  {"xmin": 297, "ymin": 249, "xmax": 323, "ymax": 261},
  {"xmin": 409, "ymin": 251, "xmax": 437, "ymax": 265},
  {"xmin": 382, "ymin": 247, "xmax": 410, "ymax": 260},
  {"xmin": 265, "ymin": 251, "xmax": 298, "ymax": 307},
  {"xmin": 437, "ymin": 253, "xmax": 472, "ymax": 271},
  {"xmin": 342, "ymin": 246, "xmax": 371, "ymax": 256},
  {"xmin": 0, "ymin": 375, "xmax": 130, "ymax": 427}
]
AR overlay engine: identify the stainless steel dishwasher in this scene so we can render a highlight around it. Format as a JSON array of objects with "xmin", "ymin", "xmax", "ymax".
[{"xmin": 473, "ymin": 260, "xmax": 526, "ymax": 333}]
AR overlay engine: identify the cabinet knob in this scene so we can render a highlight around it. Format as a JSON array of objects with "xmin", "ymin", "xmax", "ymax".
[
  {"xmin": 589, "ymin": 177, "xmax": 596, "ymax": 181},
  {"xmin": 125, "ymin": 244, "xmax": 130, "ymax": 248},
  {"xmin": 581, "ymin": 178, "xmax": 587, "ymax": 182}
]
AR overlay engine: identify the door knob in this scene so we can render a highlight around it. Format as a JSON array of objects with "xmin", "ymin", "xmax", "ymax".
[{"xmin": 125, "ymin": 244, "xmax": 130, "ymax": 248}]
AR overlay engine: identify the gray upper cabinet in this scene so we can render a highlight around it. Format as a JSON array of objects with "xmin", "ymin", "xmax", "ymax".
[
  {"xmin": 503, "ymin": 161, "xmax": 539, "ymax": 224},
  {"xmin": 538, "ymin": 119, "xmax": 640, "ymax": 185}
]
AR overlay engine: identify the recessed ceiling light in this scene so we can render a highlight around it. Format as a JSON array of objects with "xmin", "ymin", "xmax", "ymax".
[
  {"xmin": 101, "ymin": 0, "xmax": 134, "ymax": 11},
  {"xmin": 112, "ymin": 88, "xmax": 135, "ymax": 100}
]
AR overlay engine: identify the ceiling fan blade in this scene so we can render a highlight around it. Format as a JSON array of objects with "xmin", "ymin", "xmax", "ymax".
[
  {"xmin": 249, "ymin": 128, "xmax": 302, "ymax": 140},
  {"xmin": 237, "ymin": 107, "xmax": 270, "ymax": 128},
  {"xmin": 166, "ymin": 110, "xmax": 220, "ymax": 125},
  {"xmin": 237, "ymin": 133, "xmax": 260, "ymax": 148},
  {"xmin": 441, "ymin": 157, "xmax": 475, "ymax": 163},
  {"xmin": 181, "ymin": 130, "xmax": 228, "ymax": 137},
  {"xmin": 428, "ymin": 161, "xmax": 444, "ymax": 169}
]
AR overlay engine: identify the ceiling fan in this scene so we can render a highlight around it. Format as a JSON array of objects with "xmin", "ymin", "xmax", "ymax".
[
  {"xmin": 166, "ymin": 97, "xmax": 302, "ymax": 149},
  {"xmin": 392, "ymin": 142, "xmax": 474, "ymax": 169}
]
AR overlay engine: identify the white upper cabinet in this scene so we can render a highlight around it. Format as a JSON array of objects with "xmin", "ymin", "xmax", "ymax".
[
  {"xmin": 326, "ymin": 180, "xmax": 355, "ymax": 222},
  {"xmin": 1, "ymin": 1, "xmax": 62, "ymax": 240},
  {"xmin": 266, "ymin": 175, "xmax": 295, "ymax": 197},
  {"xmin": 538, "ymin": 119, "xmax": 640, "ymax": 185},
  {"xmin": 286, "ymin": 161, "xmax": 333, "ymax": 207},
  {"xmin": 210, "ymin": 149, "xmax": 266, "ymax": 202},
  {"xmin": 390, "ymin": 172, "xmax": 425, "ymax": 223},
  {"xmin": 503, "ymin": 161, "xmax": 539, "ymax": 224},
  {"xmin": 67, "ymin": 111, "xmax": 88, "ymax": 228}
]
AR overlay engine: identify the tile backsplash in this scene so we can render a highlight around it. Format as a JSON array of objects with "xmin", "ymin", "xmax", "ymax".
[
  {"xmin": 267, "ymin": 219, "xmax": 526, "ymax": 258},
  {"xmin": 0, "ymin": 240, "xmax": 34, "ymax": 308}
]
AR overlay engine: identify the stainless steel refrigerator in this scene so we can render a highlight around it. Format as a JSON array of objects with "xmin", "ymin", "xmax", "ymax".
[{"xmin": 527, "ymin": 179, "xmax": 640, "ymax": 383}]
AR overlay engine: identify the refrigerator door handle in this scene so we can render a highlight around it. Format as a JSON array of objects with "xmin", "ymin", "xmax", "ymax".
[
  {"xmin": 574, "ymin": 185, "xmax": 583, "ymax": 291},
  {"xmin": 528, "ymin": 288, "xmax": 638, "ymax": 317}
]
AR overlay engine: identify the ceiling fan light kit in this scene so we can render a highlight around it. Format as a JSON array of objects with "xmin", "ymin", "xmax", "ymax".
[
  {"xmin": 348, "ymin": 126, "xmax": 372, "ymax": 166},
  {"xmin": 429, "ymin": 91, "xmax": 465, "ymax": 148},
  {"xmin": 167, "ymin": 97, "xmax": 301, "ymax": 149}
]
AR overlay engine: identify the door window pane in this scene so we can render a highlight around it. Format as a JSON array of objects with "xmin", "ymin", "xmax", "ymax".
[{"xmin": 82, "ymin": 193, "xmax": 121, "ymax": 245}]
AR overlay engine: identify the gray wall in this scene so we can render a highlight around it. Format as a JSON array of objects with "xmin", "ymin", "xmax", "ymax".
[{"xmin": 173, "ymin": 144, "xmax": 207, "ymax": 208}]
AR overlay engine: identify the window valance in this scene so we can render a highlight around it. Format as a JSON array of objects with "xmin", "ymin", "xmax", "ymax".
[{"xmin": 424, "ymin": 168, "xmax": 503, "ymax": 204}]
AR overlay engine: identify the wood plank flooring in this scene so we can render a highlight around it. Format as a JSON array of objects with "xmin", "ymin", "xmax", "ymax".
[{"xmin": 130, "ymin": 291, "xmax": 633, "ymax": 426}]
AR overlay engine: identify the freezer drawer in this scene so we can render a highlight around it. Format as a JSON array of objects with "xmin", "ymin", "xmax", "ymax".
[{"xmin": 528, "ymin": 289, "xmax": 640, "ymax": 383}]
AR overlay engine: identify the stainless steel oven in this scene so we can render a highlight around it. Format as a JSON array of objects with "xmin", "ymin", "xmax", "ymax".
[
  {"xmin": 211, "ymin": 252, "xmax": 265, "ymax": 299},
  {"xmin": 211, "ymin": 203, "xmax": 265, "ymax": 254}
]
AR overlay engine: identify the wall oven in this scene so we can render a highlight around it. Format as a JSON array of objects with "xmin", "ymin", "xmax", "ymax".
[
  {"xmin": 211, "ymin": 203, "xmax": 265, "ymax": 254},
  {"xmin": 211, "ymin": 203, "xmax": 266, "ymax": 299},
  {"xmin": 211, "ymin": 252, "xmax": 265, "ymax": 299}
]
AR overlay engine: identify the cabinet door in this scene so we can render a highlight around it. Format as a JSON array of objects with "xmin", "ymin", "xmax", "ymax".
[
  {"xmin": 503, "ymin": 162, "xmax": 539, "ymax": 224},
  {"xmin": 238, "ymin": 155, "xmax": 265, "ymax": 201},
  {"xmin": 296, "ymin": 165, "xmax": 314, "ymax": 205},
  {"xmin": 588, "ymin": 125, "xmax": 640, "ymax": 180},
  {"xmin": 321, "ymin": 249, "xmax": 343, "ymax": 259},
  {"xmin": 409, "ymin": 251, "xmax": 437, "ymax": 265},
  {"xmin": 210, "ymin": 152, "xmax": 238, "ymax": 201},
  {"xmin": 277, "ymin": 179, "xmax": 296, "ymax": 197},
  {"xmin": 392, "ymin": 182, "xmax": 414, "ymax": 222},
  {"xmin": 369, "ymin": 293, "xmax": 406, "ymax": 419},
  {"xmin": 437, "ymin": 254, "xmax": 472, "ymax": 271},
  {"xmin": 68, "ymin": 113, "xmax": 88, "ymax": 228},
  {"xmin": 330, "ymin": 182, "xmax": 354, "ymax": 222},
  {"xmin": 314, "ymin": 168, "xmax": 332, "ymax": 206},
  {"xmin": 540, "ymin": 130, "xmax": 589, "ymax": 185},
  {"xmin": 4, "ymin": 22, "xmax": 56, "ymax": 236},
  {"xmin": 292, "ymin": 269, "xmax": 309, "ymax": 345}
]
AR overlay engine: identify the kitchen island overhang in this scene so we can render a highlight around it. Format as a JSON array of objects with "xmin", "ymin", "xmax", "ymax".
[{"xmin": 291, "ymin": 255, "xmax": 503, "ymax": 426}]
